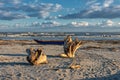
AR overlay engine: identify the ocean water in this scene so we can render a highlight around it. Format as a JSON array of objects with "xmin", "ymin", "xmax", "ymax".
[{"xmin": 0, "ymin": 32, "xmax": 120, "ymax": 40}]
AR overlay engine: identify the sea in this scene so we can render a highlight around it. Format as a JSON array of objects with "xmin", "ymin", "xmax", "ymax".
[{"xmin": 0, "ymin": 32, "xmax": 120, "ymax": 40}]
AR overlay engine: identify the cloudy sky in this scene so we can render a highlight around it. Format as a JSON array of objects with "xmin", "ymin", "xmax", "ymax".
[{"xmin": 0, "ymin": 0, "xmax": 120, "ymax": 32}]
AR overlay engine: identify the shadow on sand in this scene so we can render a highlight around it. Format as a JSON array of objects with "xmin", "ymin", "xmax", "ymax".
[
  {"xmin": 47, "ymin": 55, "xmax": 61, "ymax": 58},
  {"xmin": 0, "ymin": 53, "xmax": 29, "ymax": 66},
  {"xmin": 83, "ymin": 71, "xmax": 120, "ymax": 80},
  {"xmin": 0, "ymin": 62, "xmax": 30, "ymax": 66},
  {"xmin": 0, "ymin": 53, "xmax": 27, "ymax": 57}
]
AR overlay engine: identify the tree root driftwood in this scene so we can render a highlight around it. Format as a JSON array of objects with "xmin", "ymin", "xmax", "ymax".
[
  {"xmin": 26, "ymin": 48, "xmax": 48, "ymax": 65},
  {"xmin": 60, "ymin": 35, "xmax": 82, "ymax": 58}
]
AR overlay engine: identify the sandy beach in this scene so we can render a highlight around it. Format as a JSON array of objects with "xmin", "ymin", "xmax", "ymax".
[{"xmin": 0, "ymin": 40, "xmax": 120, "ymax": 80}]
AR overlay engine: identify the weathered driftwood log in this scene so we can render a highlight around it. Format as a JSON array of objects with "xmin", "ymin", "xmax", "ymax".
[
  {"xmin": 26, "ymin": 48, "xmax": 48, "ymax": 65},
  {"xmin": 60, "ymin": 35, "xmax": 82, "ymax": 58}
]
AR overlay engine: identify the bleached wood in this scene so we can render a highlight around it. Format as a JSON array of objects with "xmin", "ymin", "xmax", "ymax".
[
  {"xmin": 26, "ymin": 48, "xmax": 48, "ymax": 65},
  {"xmin": 60, "ymin": 36, "xmax": 82, "ymax": 58}
]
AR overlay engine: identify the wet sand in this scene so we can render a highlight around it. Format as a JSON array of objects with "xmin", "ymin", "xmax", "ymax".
[{"xmin": 0, "ymin": 40, "xmax": 120, "ymax": 80}]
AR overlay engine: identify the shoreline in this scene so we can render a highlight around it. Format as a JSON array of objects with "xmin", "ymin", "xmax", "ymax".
[{"xmin": 1, "ymin": 39, "xmax": 120, "ymax": 45}]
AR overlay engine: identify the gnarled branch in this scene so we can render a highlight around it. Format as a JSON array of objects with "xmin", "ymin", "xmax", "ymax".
[
  {"xmin": 60, "ymin": 35, "xmax": 82, "ymax": 58},
  {"xmin": 26, "ymin": 48, "xmax": 48, "ymax": 65}
]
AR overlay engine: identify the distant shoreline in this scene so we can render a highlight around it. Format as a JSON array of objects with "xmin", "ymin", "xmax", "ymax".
[
  {"xmin": 0, "ymin": 32, "xmax": 120, "ymax": 40},
  {"xmin": 0, "ymin": 40, "xmax": 120, "ymax": 45}
]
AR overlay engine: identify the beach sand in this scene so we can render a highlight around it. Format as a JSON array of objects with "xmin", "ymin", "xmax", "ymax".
[{"xmin": 0, "ymin": 40, "xmax": 120, "ymax": 80}]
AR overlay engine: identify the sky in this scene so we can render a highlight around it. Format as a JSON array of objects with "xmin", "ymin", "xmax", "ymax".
[{"xmin": 0, "ymin": 0, "xmax": 120, "ymax": 32}]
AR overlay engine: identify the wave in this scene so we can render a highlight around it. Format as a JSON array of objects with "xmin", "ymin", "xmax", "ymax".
[{"xmin": 0, "ymin": 32, "xmax": 120, "ymax": 40}]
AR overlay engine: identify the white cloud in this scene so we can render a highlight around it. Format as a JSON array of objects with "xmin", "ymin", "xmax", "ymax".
[
  {"xmin": 40, "ymin": 21, "xmax": 60, "ymax": 27},
  {"xmin": 12, "ymin": 0, "xmax": 21, "ymax": 4},
  {"xmin": 53, "ymin": 4, "xmax": 62, "ymax": 12},
  {"xmin": 0, "ymin": 24, "xmax": 9, "ymax": 28},
  {"xmin": 45, "ymin": 16, "xmax": 57, "ymax": 20},
  {"xmin": 31, "ymin": 21, "xmax": 40, "ymax": 26},
  {"xmin": 86, "ymin": 0, "xmax": 97, "ymax": 6},
  {"xmin": 2, "ymin": 19, "xmax": 120, "ymax": 29},
  {"xmin": 0, "ymin": 2, "xmax": 4, "ymax": 6},
  {"xmin": 89, "ymin": 3, "xmax": 102, "ymax": 11},
  {"xmin": 0, "ymin": 10, "xmax": 29, "ymax": 20},
  {"xmin": 70, "ymin": 21, "xmax": 89, "ymax": 27},
  {"xmin": 0, "ymin": 0, "xmax": 21, "ymax": 5},
  {"xmin": 103, "ymin": 0, "xmax": 114, "ymax": 7},
  {"xmin": 0, "ymin": 1, "xmax": 62, "ymax": 20},
  {"xmin": 118, "ymin": 22, "xmax": 120, "ymax": 25},
  {"xmin": 39, "ymin": 11, "xmax": 50, "ymax": 18},
  {"xmin": 101, "ymin": 20, "xmax": 114, "ymax": 27},
  {"xmin": 61, "ymin": 0, "xmax": 120, "ymax": 19}
]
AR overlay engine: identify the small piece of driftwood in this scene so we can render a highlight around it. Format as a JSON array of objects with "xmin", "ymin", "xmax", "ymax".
[
  {"xmin": 69, "ymin": 64, "xmax": 81, "ymax": 69},
  {"xmin": 60, "ymin": 35, "xmax": 82, "ymax": 58},
  {"xmin": 26, "ymin": 48, "xmax": 48, "ymax": 65}
]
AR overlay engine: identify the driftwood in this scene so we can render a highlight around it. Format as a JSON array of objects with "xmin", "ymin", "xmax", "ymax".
[
  {"xmin": 26, "ymin": 48, "xmax": 48, "ymax": 65},
  {"xmin": 69, "ymin": 64, "xmax": 81, "ymax": 69},
  {"xmin": 60, "ymin": 35, "xmax": 82, "ymax": 58}
]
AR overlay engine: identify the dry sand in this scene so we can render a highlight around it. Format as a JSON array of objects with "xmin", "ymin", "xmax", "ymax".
[{"xmin": 0, "ymin": 40, "xmax": 120, "ymax": 80}]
